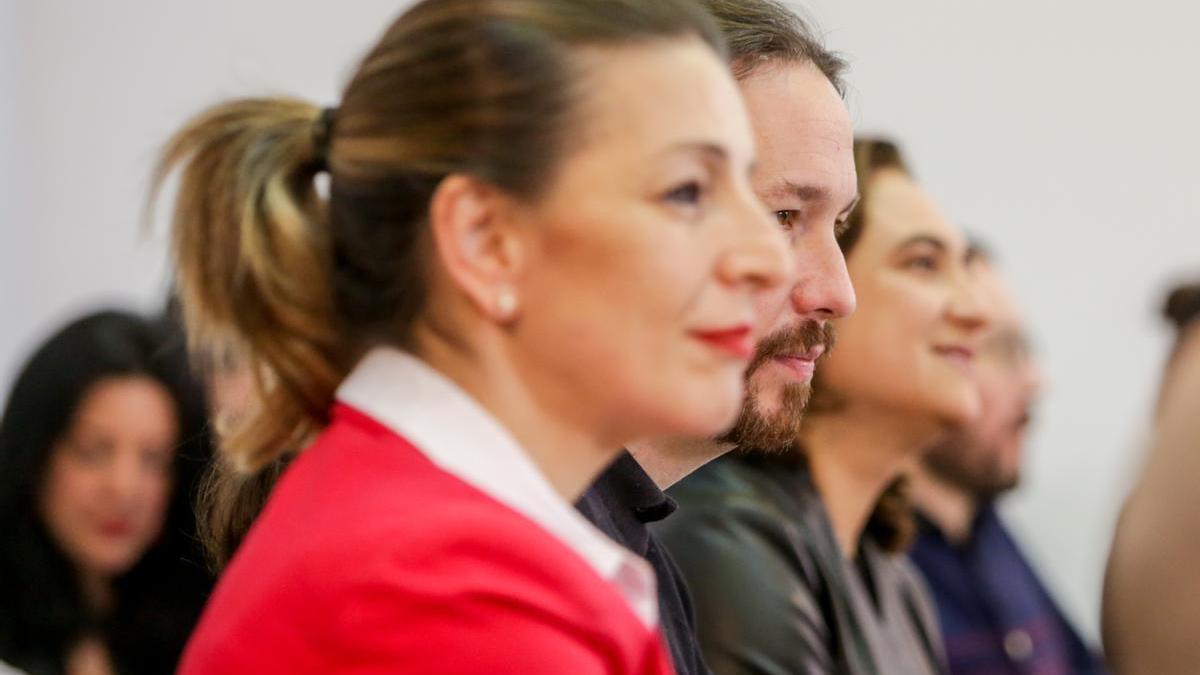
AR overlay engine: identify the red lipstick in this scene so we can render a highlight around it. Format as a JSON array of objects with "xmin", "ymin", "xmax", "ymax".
[
  {"xmin": 691, "ymin": 325, "xmax": 755, "ymax": 359},
  {"xmin": 98, "ymin": 519, "xmax": 133, "ymax": 538}
]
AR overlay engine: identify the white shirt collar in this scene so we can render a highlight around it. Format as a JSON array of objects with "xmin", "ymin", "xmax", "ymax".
[{"xmin": 336, "ymin": 347, "xmax": 658, "ymax": 627}]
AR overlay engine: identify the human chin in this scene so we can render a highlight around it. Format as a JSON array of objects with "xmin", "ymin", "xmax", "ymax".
[
  {"xmin": 993, "ymin": 424, "xmax": 1026, "ymax": 485},
  {"xmin": 78, "ymin": 533, "xmax": 148, "ymax": 578},
  {"xmin": 930, "ymin": 378, "xmax": 982, "ymax": 427},
  {"xmin": 746, "ymin": 366, "xmax": 790, "ymax": 415},
  {"xmin": 913, "ymin": 352, "xmax": 976, "ymax": 423},
  {"xmin": 994, "ymin": 444, "xmax": 1023, "ymax": 492},
  {"xmin": 966, "ymin": 435, "xmax": 1021, "ymax": 496},
  {"xmin": 641, "ymin": 353, "xmax": 745, "ymax": 441},
  {"xmin": 717, "ymin": 375, "xmax": 808, "ymax": 451},
  {"xmin": 694, "ymin": 365, "xmax": 751, "ymax": 438}
]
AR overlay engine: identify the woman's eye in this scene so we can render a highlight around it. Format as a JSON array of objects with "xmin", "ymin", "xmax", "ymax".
[
  {"xmin": 142, "ymin": 448, "xmax": 173, "ymax": 472},
  {"xmin": 69, "ymin": 441, "xmax": 110, "ymax": 465},
  {"xmin": 663, "ymin": 181, "xmax": 703, "ymax": 205},
  {"xmin": 905, "ymin": 255, "xmax": 940, "ymax": 272}
]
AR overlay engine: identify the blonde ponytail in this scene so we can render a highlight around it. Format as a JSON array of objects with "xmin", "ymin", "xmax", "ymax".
[
  {"xmin": 154, "ymin": 0, "xmax": 728, "ymax": 567},
  {"xmin": 152, "ymin": 98, "xmax": 350, "ymax": 471}
]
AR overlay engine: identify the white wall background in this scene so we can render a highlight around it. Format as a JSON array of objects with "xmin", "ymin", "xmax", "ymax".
[
  {"xmin": 1, "ymin": 0, "xmax": 31, "ymax": 372},
  {"xmin": 3, "ymin": 0, "xmax": 1197, "ymax": 644}
]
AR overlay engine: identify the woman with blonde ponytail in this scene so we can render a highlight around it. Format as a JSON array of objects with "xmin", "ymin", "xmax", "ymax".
[{"xmin": 159, "ymin": 0, "xmax": 793, "ymax": 672}]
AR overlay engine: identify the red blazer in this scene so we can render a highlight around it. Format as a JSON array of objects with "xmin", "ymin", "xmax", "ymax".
[{"xmin": 179, "ymin": 405, "xmax": 673, "ymax": 674}]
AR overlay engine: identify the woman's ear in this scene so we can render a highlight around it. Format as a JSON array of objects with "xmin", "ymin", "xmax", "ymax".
[{"xmin": 427, "ymin": 174, "xmax": 526, "ymax": 323}]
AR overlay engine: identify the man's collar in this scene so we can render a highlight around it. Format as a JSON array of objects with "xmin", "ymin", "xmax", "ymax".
[
  {"xmin": 582, "ymin": 450, "xmax": 677, "ymax": 557},
  {"xmin": 610, "ymin": 452, "xmax": 677, "ymax": 524}
]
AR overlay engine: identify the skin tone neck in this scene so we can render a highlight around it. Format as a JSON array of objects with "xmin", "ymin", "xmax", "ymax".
[
  {"xmin": 66, "ymin": 637, "xmax": 116, "ymax": 675},
  {"xmin": 626, "ymin": 436, "xmax": 734, "ymax": 490},
  {"xmin": 412, "ymin": 318, "xmax": 618, "ymax": 502},
  {"xmin": 70, "ymin": 571, "xmax": 118, "ymax": 675},
  {"xmin": 908, "ymin": 466, "xmax": 978, "ymax": 544},
  {"xmin": 78, "ymin": 568, "xmax": 115, "ymax": 615},
  {"xmin": 801, "ymin": 400, "xmax": 945, "ymax": 558}
]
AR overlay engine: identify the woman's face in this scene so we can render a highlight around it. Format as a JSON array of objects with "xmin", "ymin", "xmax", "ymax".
[
  {"xmin": 818, "ymin": 168, "xmax": 986, "ymax": 427},
  {"xmin": 39, "ymin": 376, "xmax": 177, "ymax": 580},
  {"xmin": 511, "ymin": 37, "xmax": 791, "ymax": 445}
]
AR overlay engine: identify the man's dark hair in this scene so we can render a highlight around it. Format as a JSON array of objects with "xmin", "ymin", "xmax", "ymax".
[
  {"xmin": 702, "ymin": 0, "xmax": 846, "ymax": 94},
  {"xmin": 1164, "ymin": 282, "xmax": 1200, "ymax": 334}
]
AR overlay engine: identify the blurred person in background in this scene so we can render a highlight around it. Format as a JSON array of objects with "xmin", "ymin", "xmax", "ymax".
[
  {"xmin": 157, "ymin": 0, "xmax": 793, "ymax": 671},
  {"xmin": 1103, "ymin": 281, "xmax": 1200, "ymax": 675},
  {"xmin": 159, "ymin": 300, "xmax": 282, "ymax": 573},
  {"xmin": 0, "ymin": 310, "xmax": 213, "ymax": 675},
  {"xmin": 1147, "ymin": 282, "xmax": 1200, "ymax": 414},
  {"xmin": 575, "ymin": 0, "xmax": 856, "ymax": 672},
  {"xmin": 191, "ymin": 344, "xmax": 293, "ymax": 572},
  {"xmin": 908, "ymin": 247, "xmax": 1108, "ymax": 674},
  {"xmin": 659, "ymin": 136, "xmax": 986, "ymax": 674}
]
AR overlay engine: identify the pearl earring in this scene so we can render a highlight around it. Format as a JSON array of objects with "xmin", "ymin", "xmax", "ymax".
[{"xmin": 496, "ymin": 288, "xmax": 518, "ymax": 319}]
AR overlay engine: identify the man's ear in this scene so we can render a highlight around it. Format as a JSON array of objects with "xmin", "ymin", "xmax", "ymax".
[{"xmin": 427, "ymin": 174, "xmax": 525, "ymax": 323}]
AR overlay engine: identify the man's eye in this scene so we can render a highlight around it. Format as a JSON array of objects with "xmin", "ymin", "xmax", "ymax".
[
  {"xmin": 775, "ymin": 210, "xmax": 799, "ymax": 229},
  {"xmin": 664, "ymin": 181, "xmax": 703, "ymax": 205}
]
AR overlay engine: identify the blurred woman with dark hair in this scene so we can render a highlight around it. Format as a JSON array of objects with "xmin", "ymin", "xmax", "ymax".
[{"xmin": 0, "ymin": 310, "xmax": 212, "ymax": 675}]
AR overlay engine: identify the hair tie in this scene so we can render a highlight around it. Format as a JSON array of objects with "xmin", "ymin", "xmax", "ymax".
[{"xmin": 313, "ymin": 106, "xmax": 337, "ymax": 171}]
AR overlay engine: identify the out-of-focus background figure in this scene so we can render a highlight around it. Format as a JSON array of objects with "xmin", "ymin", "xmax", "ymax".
[
  {"xmin": 1102, "ymin": 282, "xmax": 1200, "ymax": 675},
  {"xmin": 0, "ymin": 310, "xmax": 212, "ymax": 675},
  {"xmin": 188, "ymin": 344, "xmax": 293, "ymax": 573},
  {"xmin": 909, "ymin": 248, "xmax": 1108, "ymax": 674},
  {"xmin": 161, "ymin": 310, "xmax": 281, "ymax": 572}
]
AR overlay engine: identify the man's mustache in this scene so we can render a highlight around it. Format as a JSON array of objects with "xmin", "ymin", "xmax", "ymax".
[{"xmin": 745, "ymin": 320, "xmax": 836, "ymax": 379}]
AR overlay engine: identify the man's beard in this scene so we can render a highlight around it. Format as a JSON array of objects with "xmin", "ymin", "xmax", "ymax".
[
  {"xmin": 718, "ymin": 320, "xmax": 835, "ymax": 452},
  {"xmin": 923, "ymin": 409, "xmax": 1031, "ymax": 498}
]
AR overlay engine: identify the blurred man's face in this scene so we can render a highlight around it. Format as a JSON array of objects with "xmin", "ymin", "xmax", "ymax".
[{"xmin": 924, "ymin": 262, "xmax": 1042, "ymax": 497}]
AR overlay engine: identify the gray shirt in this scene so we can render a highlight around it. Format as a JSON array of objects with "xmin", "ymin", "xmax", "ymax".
[{"xmin": 656, "ymin": 453, "xmax": 946, "ymax": 675}]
